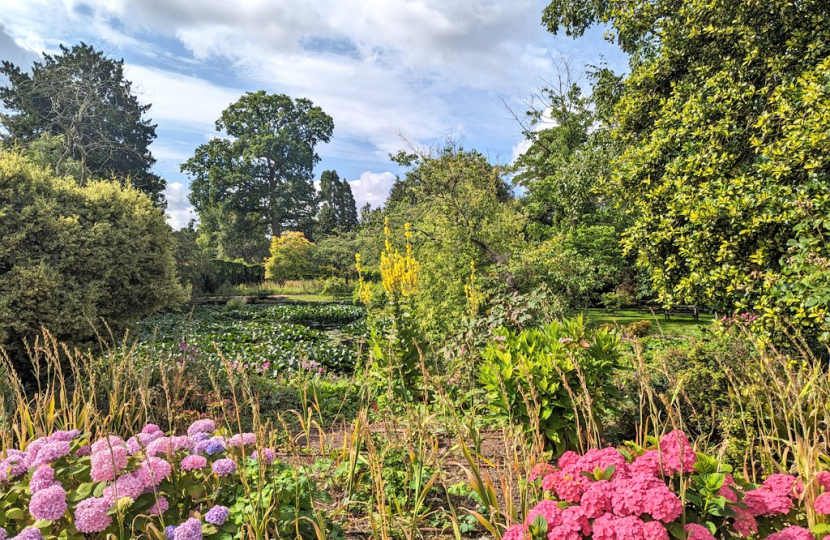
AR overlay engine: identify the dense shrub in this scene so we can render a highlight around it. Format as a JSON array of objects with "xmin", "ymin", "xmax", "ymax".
[
  {"xmin": 0, "ymin": 152, "xmax": 187, "ymax": 364},
  {"xmin": 625, "ymin": 320, "xmax": 652, "ymax": 338},
  {"xmin": 264, "ymin": 231, "xmax": 316, "ymax": 284},
  {"xmin": 479, "ymin": 316, "xmax": 623, "ymax": 453}
]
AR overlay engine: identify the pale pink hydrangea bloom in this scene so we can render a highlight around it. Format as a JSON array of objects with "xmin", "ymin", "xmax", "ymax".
[{"xmin": 74, "ymin": 497, "xmax": 113, "ymax": 533}]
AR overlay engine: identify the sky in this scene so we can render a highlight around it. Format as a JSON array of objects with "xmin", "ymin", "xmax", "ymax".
[{"xmin": 0, "ymin": 0, "xmax": 628, "ymax": 229}]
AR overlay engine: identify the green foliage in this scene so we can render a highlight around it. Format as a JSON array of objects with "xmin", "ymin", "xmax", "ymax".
[
  {"xmin": 265, "ymin": 231, "xmax": 316, "ymax": 285},
  {"xmin": 543, "ymin": 0, "xmax": 830, "ymax": 335},
  {"xmin": 0, "ymin": 43, "xmax": 164, "ymax": 204},
  {"xmin": 139, "ymin": 303, "xmax": 363, "ymax": 375},
  {"xmin": 478, "ymin": 316, "xmax": 623, "ymax": 453},
  {"xmin": 0, "ymin": 151, "xmax": 187, "ymax": 363},
  {"xmin": 184, "ymin": 91, "xmax": 333, "ymax": 259}
]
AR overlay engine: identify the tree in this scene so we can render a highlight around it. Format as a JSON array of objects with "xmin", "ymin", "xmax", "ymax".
[
  {"xmin": 317, "ymin": 170, "xmax": 358, "ymax": 236},
  {"xmin": 264, "ymin": 231, "xmax": 316, "ymax": 284},
  {"xmin": 543, "ymin": 0, "xmax": 830, "ymax": 335},
  {"xmin": 183, "ymin": 92, "xmax": 334, "ymax": 260},
  {"xmin": 0, "ymin": 43, "xmax": 164, "ymax": 204},
  {"xmin": 0, "ymin": 151, "xmax": 187, "ymax": 372}
]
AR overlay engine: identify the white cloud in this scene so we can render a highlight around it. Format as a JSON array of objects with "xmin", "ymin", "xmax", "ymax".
[
  {"xmin": 163, "ymin": 181, "xmax": 196, "ymax": 230},
  {"xmin": 349, "ymin": 171, "xmax": 397, "ymax": 209},
  {"xmin": 124, "ymin": 64, "xmax": 242, "ymax": 130}
]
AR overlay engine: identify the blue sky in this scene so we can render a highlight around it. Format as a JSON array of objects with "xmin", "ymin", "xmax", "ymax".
[{"xmin": 0, "ymin": 0, "xmax": 628, "ymax": 228}]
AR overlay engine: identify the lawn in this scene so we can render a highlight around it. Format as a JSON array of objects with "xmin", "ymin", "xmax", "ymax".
[{"xmin": 577, "ymin": 307, "xmax": 715, "ymax": 337}]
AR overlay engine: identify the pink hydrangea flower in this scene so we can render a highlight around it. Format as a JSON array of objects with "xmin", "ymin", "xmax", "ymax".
[
  {"xmin": 684, "ymin": 524, "xmax": 716, "ymax": 540},
  {"xmin": 134, "ymin": 457, "xmax": 172, "ymax": 488},
  {"xmin": 544, "ymin": 470, "xmax": 586, "ymax": 503},
  {"xmin": 559, "ymin": 504, "xmax": 591, "ymax": 536},
  {"xmin": 743, "ymin": 486, "xmax": 794, "ymax": 516},
  {"xmin": 180, "ymin": 454, "xmax": 208, "ymax": 471},
  {"xmin": 141, "ymin": 424, "xmax": 162, "ymax": 435},
  {"xmin": 593, "ymin": 514, "xmax": 645, "ymax": 540},
  {"xmin": 47, "ymin": 430, "xmax": 79, "ymax": 443},
  {"xmin": 642, "ymin": 521, "xmax": 669, "ymax": 540},
  {"xmin": 502, "ymin": 525, "xmax": 528, "ymax": 540},
  {"xmin": 766, "ymin": 526, "xmax": 815, "ymax": 540},
  {"xmin": 90, "ymin": 444, "xmax": 128, "ymax": 482},
  {"xmin": 227, "ymin": 433, "xmax": 257, "ymax": 447},
  {"xmin": 173, "ymin": 517, "xmax": 203, "ymax": 540},
  {"xmin": 102, "ymin": 473, "xmax": 145, "ymax": 503},
  {"xmin": 30, "ymin": 465, "xmax": 59, "ymax": 493},
  {"xmin": 817, "ymin": 472, "xmax": 830, "ymax": 491},
  {"xmin": 526, "ymin": 499, "xmax": 561, "ymax": 528},
  {"xmin": 75, "ymin": 497, "xmax": 113, "ymax": 533},
  {"xmin": 149, "ymin": 496, "xmax": 169, "ymax": 516},
  {"xmin": 558, "ymin": 451, "xmax": 579, "ymax": 469},
  {"xmin": 29, "ymin": 484, "xmax": 67, "ymax": 521},
  {"xmin": 187, "ymin": 419, "xmax": 216, "ymax": 437},
  {"xmin": 91, "ymin": 436, "xmax": 126, "ymax": 454},
  {"xmin": 814, "ymin": 492, "xmax": 830, "ymax": 515},
  {"xmin": 10, "ymin": 528, "xmax": 42, "ymax": 540},
  {"xmin": 732, "ymin": 507, "xmax": 759, "ymax": 536},
  {"xmin": 530, "ymin": 463, "xmax": 555, "ymax": 482},
  {"xmin": 580, "ymin": 480, "xmax": 613, "ymax": 518},
  {"xmin": 764, "ymin": 474, "xmax": 803, "ymax": 499},
  {"xmin": 30, "ymin": 440, "xmax": 71, "ymax": 467},
  {"xmin": 658, "ymin": 431, "xmax": 696, "ymax": 475},
  {"xmin": 629, "ymin": 451, "xmax": 663, "ymax": 477},
  {"xmin": 575, "ymin": 447, "xmax": 628, "ymax": 478}
]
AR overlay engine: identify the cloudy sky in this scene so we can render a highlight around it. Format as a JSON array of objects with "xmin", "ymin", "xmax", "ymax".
[{"xmin": 0, "ymin": 0, "xmax": 627, "ymax": 228}]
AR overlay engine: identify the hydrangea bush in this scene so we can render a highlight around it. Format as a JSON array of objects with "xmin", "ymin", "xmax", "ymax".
[
  {"xmin": 0, "ymin": 419, "xmax": 329, "ymax": 540},
  {"xmin": 510, "ymin": 430, "xmax": 830, "ymax": 540}
]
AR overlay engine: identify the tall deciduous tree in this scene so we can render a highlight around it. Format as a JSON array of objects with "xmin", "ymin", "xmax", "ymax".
[
  {"xmin": 0, "ymin": 43, "xmax": 164, "ymax": 204},
  {"xmin": 183, "ymin": 91, "xmax": 334, "ymax": 261},
  {"xmin": 317, "ymin": 169, "xmax": 358, "ymax": 235},
  {"xmin": 543, "ymin": 0, "xmax": 830, "ymax": 333}
]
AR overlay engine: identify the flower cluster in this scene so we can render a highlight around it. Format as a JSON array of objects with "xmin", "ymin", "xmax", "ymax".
[
  {"xmin": 0, "ymin": 419, "xmax": 278, "ymax": 539},
  {"xmin": 513, "ymin": 431, "xmax": 819, "ymax": 540}
]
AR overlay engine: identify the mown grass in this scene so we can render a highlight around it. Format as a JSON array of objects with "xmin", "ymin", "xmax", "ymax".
[{"xmin": 578, "ymin": 307, "xmax": 715, "ymax": 337}]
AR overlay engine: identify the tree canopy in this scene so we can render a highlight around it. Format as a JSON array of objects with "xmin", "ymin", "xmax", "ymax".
[
  {"xmin": 183, "ymin": 91, "xmax": 334, "ymax": 261},
  {"xmin": 317, "ymin": 170, "xmax": 358, "ymax": 236},
  {"xmin": 0, "ymin": 43, "xmax": 164, "ymax": 204},
  {"xmin": 543, "ymin": 0, "xmax": 830, "ymax": 335}
]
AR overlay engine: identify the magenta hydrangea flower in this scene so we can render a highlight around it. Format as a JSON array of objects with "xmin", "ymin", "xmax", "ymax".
[
  {"xmin": 526, "ymin": 499, "xmax": 560, "ymax": 528},
  {"xmin": 90, "ymin": 444, "xmax": 128, "ymax": 482},
  {"xmin": 29, "ymin": 484, "xmax": 67, "ymax": 521},
  {"xmin": 149, "ymin": 496, "xmax": 169, "ymax": 516},
  {"xmin": 684, "ymin": 523, "xmax": 716, "ymax": 540},
  {"xmin": 529, "ymin": 463, "xmax": 554, "ymax": 482},
  {"xmin": 187, "ymin": 419, "xmax": 216, "ymax": 437},
  {"xmin": 643, "ymin": 521, "xmax": 669, "ymax": 540},
  {"xmin": 205, "ymin": 505, "xmax": 230, "ymax": 525},
  {"xmin": 658, "ymin": 431, "xmax": 697, "ymax": 475},
  {"xmin": 102, "ymin": 473, "xmax": 145, "ymax": 503},
  {"xmin": 818, "ymin": 471, "xmax": 830, "ymax": 491},
  {"xmin": 212, "ymin": 458, "xmax": 237, "ymax": 477},
  {"xmin": 30, "ymin": 465, "xmax": 59, "ymax": 493},
  {"xmin": 765, "ymin": 526, "xmax": 815, "ymax": 540},
  {"xmin": 173, "ymin": 517, "xmax": 203, "ymax": 540},
  {"xmin": 593, "ymin": 514, "xmax": 644, "ymax": 540},
  {"xmin": 814, "ymin": 492, "xmax": 830, "ymax": 515},
  {"xmin": 580, "ymin": 480, "xmax": 612, "ymax": 518},
  {"xmin": 74, "ymin": 497, "xmax": 113, "ymax": 533},
  {"xmin": 501, "ymin": 524, "xmax": 528, "ymax": 540},
  {"xmin": 134, "ymin": 457, "xmax": 172, "ymax": 487},
  {"xmin": 764, "ymin": 474, "xmax": 803, "ymax": 499},
  {"xmin": 180, "ymin": 455, "xmax": 208, "ymax": 471},
  {"xmin": 629, "ymin": 450, "xmax": 663, "ymax": 477}
]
